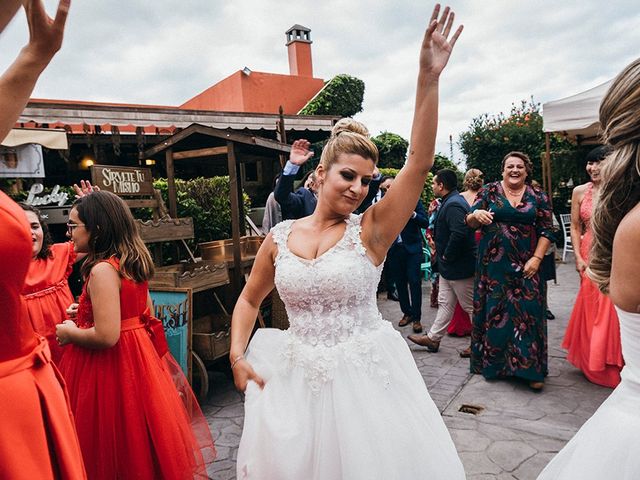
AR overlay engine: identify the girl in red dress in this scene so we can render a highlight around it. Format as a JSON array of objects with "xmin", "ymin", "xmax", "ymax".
[
  {"xmin": 21, "ymin": 203, "xmax": 82, "ymax": 363},
  {"xmin": 56, "ymin": 191, "xmax": 215, "ymax": 479}
]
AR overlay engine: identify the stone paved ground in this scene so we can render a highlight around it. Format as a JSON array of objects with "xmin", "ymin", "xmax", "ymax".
[{"xmin": 203, "ymin": 255, "xmax": 613, "ymax": 479}]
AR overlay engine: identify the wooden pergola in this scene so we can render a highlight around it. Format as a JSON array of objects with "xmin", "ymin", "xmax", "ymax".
[{"xmin": 144, "ymin": 123, "xmax": 291, "ymax": 294}]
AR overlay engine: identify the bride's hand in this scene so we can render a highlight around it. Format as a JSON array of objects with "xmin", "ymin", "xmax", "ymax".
[
  {"xmin": 232, "ymin": 358, "xmax": 265, "ymax": 392},
  {"xmin": 419, "ymin": 4, "xmax": 463, "ymax": 78}
]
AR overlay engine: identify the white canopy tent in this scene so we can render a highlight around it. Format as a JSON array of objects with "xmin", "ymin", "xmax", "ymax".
[
  {"xmin": 540, "ymin": 80, "xmax": 611, "ymax": 199},
  {"xmin": 542, "ymin": 80, "xmax": 611, "ymax": 142}
]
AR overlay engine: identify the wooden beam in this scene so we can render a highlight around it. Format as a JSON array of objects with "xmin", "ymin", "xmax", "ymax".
[
  {"xmin": 144, "ymin": 123, "xmax": 292, "ymax": 158},
  {"xmin": 544, "ymin": 133, "xmax": 553, "ymax": 209},
  {"xmin": 227, "ymin": 141, "xmax": 243, "ymax": 297},
  {"xmin": 252, "ymin": 136, "xmax": 291, "ymax": 153},
  {"xmin": 124, "ymin": 199, "xmax": 161, "ymax": 209},
  {"xmin": 277, "ymin": 106, "xmax": 288, "ymax": 168},
  {"xmin": 165, "ymin": 148, "xmax": 178, "ymax": 218},
  {"xmin": 172, "ymin": 146, "xmax": 228, "ymax": 160}
]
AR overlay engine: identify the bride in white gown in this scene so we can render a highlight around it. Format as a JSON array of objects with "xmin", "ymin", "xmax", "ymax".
[
  {"xmin": 538, "ymin": 58, "xmax": 640, "ymax": 479},
  {"xmin": 229, "ymin": 5, "xmax": 465, "ymax": 479}
]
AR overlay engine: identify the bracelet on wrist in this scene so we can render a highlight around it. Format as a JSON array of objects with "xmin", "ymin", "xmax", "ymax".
[
  {"xmin": 230, "ymin": 354, "xmax": 245, "ymax": 369},
  {"xmin": 532, "ymin": 255, "xmax": 543, "ymax": 261}
]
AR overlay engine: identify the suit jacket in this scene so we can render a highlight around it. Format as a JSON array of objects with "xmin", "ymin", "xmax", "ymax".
[
  {"xmin": 274, "ymin": 173, "xmax": 317, "ymax": 220},
  {"xmin": 354, "ymin": 175, "xmax": 382, "ymax": 214},
  {"xmin": 393, "ymin": 200, "xmax": 429, "ymax": 255},
  {"xmin": 433, "ymin": 190, "xmax": 476, "ymax": 280}
]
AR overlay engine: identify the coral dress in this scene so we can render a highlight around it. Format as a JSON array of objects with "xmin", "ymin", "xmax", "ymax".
[
  {"xmin": 562, "ymin": 183, "xmax": 623, "ymax": 387},
  {"xmin": 237, "ymin": 215, "xmax": 465, "ymax": 479},
  {"xmin": 0, "ymin": 191, "xmax": 86, "ymax": 479},
  {"xmin": 59, "ymin": 257, "xmax": 215, "ymax": 479},
  {"xmin": 23, "ymin": 242, "xmax": 76, "ymax": 364}
]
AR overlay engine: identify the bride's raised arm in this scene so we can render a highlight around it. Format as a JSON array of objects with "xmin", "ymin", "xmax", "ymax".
[{"xmin": 362, "ymin": 4, "xmax": 462, "ymax": 261}]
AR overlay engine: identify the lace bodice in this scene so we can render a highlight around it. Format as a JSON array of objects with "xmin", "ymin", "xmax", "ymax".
[{"xmin": 271, "ymin": 214, "xmax": 391, "ymax": 391}]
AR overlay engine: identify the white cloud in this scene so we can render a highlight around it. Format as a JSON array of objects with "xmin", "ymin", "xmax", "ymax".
[{"xmin": 2, "ymin": 0, "xmax": 639, "ymax": 165}]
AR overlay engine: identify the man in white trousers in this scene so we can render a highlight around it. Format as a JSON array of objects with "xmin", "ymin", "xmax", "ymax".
[{"xmin": 408, "ymin": 169, "xmax": 476, "ymax": 354}]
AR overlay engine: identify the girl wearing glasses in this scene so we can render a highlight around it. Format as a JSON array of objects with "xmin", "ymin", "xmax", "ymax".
[
  {"xmin": 55, "ymin": 190, "xmax": 215, "ymax": 479},
  {"xmin": 19, "ymin": 181, "xmax": 96, "ymax": 364}
]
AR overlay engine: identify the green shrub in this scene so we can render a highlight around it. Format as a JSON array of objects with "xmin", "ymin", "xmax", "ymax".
[
  {"xmin": 299, "ymin": 74, "xmax": 365, "ymax": 117},
  {"xmin": 149, "ymin": 177, "xmax": 251, "ymax": 243},
  {"xmin": 372, "ymin": 132, "xmax": 409, "ymax": 169}
]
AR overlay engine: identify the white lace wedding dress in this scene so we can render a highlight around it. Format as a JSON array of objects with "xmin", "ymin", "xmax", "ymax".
[
  {"xmin": 537, "ymin": 306, "xmax": 640, "ymax": 479},
  {"xmin": 236, "ymin": 214, "xmax": 465, "ymax": 480}
]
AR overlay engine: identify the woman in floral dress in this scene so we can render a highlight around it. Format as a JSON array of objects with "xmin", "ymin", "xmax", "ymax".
[{"xmin": 466, "ymin": 152, "xmax": 554, "ymax": 389}]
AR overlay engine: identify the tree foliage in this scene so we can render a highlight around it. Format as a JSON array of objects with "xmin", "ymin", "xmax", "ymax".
[
  {"xmin": 379, "ymin": 167, "xmax": 434, "ymax": 207},
  {"xmin": 372, "ymin": 132, "xmax": 409, "ymax": 169},
  {"xmin": 459, "ymin": 99, "xmax": 575, "ymax": 183},
  {"xmin": 432, "ymin": 154, "xmax": 464, "ymax": 189},
  {"xmin": 299, "ymin": 74, "xmax": 365, "ymax": 117}
]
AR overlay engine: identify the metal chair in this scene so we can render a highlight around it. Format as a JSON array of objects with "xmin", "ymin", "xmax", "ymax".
[
  {"xmin": 558, "ymin": 213, "xmax": 573, "ymax": 262},
  {"xmin": 420, "ymin": 229, "xmax": 433, "ymax": 281}
]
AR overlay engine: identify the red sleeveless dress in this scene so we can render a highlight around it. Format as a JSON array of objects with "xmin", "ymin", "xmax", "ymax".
[
  {"xmin": 562, "ymin": 183, "xmax": 623, "ymax": 388},
  {"xmin": 59, "ymin": 257, "xmax": 215, "ymax": 479},
  {"xmin": 0, "ymin": 191, "xmax": 86, "ymax": 479},
  {"xmin": 23, "ymin": 242, "xmax": 76, "ymax": 364}
]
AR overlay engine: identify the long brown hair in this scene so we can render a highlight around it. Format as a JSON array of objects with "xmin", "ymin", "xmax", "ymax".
[
  {"xmin": 588, "ymin": 58, "xmax": 640, "ymax": 293},
  {"xmin": 74, "ymin": 191, "xmax": 154, "ymax": 282}
]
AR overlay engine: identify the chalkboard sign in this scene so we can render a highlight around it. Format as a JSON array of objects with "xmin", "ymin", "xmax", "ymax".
[{"xmin": 91, "ymin": 165, "xmax": 154, "ymax": 196}]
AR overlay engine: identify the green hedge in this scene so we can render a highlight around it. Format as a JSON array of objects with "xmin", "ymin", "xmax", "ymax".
[
  {"xmin": 372, "ymin": 132, "xmax": 409, "ymax": 169},
  {"xmin": 299, "ymin": 74, "xmax": 365, "ymax": 117}
]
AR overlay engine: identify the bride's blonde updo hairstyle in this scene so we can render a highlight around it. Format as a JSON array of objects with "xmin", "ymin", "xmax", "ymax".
[
  {"xmin": 319, "ymin": 118, "xmax": 379, "ymax": 170},
  {"xmin": 588, "ymin": 58, "xmax": 640, "ymax": 293}
]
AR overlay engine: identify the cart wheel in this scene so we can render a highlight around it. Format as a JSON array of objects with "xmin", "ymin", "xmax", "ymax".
[{"xmin": 191, "ymin": 351, "xmax": 209, "ymax": 401}]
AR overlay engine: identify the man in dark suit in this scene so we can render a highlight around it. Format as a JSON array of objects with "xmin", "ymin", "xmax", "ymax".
[
  {"xmin": 274, "ymin": 139, "xmax": 317, "ymax": 220},
  {"xmin": 408, "ymin": 169, "xmax": 476, "ymax": 353},
  {"xmin": 386, "ymin": 178, "xmax": 429, "ymax": 333}
]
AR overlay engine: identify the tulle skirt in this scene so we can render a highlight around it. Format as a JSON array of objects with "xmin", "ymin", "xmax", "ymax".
[
  {"xmin": 237, "ymin": 324, "xmax": 465, "ymax": 480},
  {"xmin": 537, "ymin": 376, "xmax": 640, "ymax": 479},
  {"xmin": 59, "ymin": 327, "xmax": 215, "ymax": 479}
]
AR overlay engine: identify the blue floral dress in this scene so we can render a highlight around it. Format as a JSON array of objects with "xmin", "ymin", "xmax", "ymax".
[{"xmin": 470, "ymin": 181, "xmax": 554, "ymax": 382}]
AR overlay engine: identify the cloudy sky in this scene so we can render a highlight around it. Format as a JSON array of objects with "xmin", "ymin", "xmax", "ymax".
[{"xmin": 2, "ymin": 0, "xmax": 639, "ymax": 165}]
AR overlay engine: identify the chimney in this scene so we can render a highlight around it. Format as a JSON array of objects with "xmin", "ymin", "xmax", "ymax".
[{"xmin": 286, "ymin": 25, "xmax": 313, "ymax": 77}]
